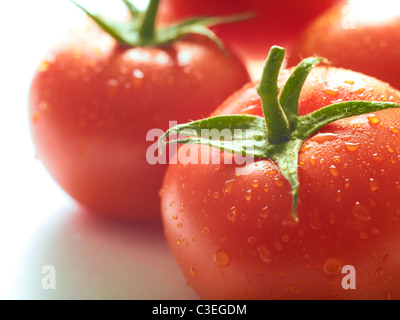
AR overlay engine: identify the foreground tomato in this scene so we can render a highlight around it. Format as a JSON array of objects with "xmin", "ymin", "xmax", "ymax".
[
  {"xmin": 288, "ymin": 0, "xmax": 400, "ymax": 90},
  {"xmin": 160, "ymin": 46, "xmax": 400, "ymax": 299},
  {"xmin": 159, "ymin": 0, "xmax": 341, "ymax": 61},
  {"xmin": 28, "ymin": 0, "xmax": 250, "ymax": 219}
]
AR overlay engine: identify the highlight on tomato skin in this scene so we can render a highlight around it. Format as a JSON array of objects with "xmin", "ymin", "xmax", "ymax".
[
  {"xmin": 288, "ymin": 0, "xmax": 400, "ymax": 90},
  {"xmin": 160, "ymin": 57, "xmax": 400, "ymax": 300},
  {"xmin": 28, "ymin": 1, "xmax": 251, "ymax": 220}
]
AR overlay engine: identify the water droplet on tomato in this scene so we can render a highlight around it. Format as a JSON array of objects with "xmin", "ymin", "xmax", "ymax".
[
  {"xmin": 213, "ymin": 191, "xmax": 220, "ymax": 199},
  {"xmin": 189, "ymin": 266, "xmax": 196, "ymax": 277},
  {"xmin": 344, "ymin": 179, "xmax": 351, "ymax": 188},
  {"xmin": 335, "ymin": 190, "xmax": 342, "ymax": 202},
  {"xmin": 368, "ymin": 115, "xmax": 380, "ymax": 125},
  {"xmin": 260, "ymin": 206, "xmax": 269, "ymax": 219},
  {"xmin": 202, "ymin": 227, "xmax": 210, "ymax": 235},
  {"xmin": 223, "ymin": 179, "xmax": 235, "ymax": 196},
  {"xmin": 228, "ymin": 206, "xmax": 238, "ymax": 223},
  {"xmin": 345, "ymin": 142, "xmax": 360, "ymax": 152},
  {"xmin": 324, "ymin": 89, "xmax": 339, "ymax": 97},
  {"xmin": 257, "ymin": 244, "xmax": 272, "ymax": 263},
  {"xmin": 38, "ymin": 60, "xmax": 50, "ymax": 72},
  {"xmin": 256, "ymin": 268, "xmax": 264, "ymax": 276},
  {"xmin": 369, "ymin": 178, "xmax": 379, "ymax": 191},
  {"xmin": 329, "ymin": 165, "xmax": 340, "ymax": 177},
  {"xmin": 323, "ymin": 257, "xmax": 343, "ymax": 276},
  {"xmin": 352, "ymin": 202, "xmax": 371, "ymax": 221},
  {"xmin": 251, "ymin": 180, "xmax": 260, "ymax": 188},
  {"xmin": 247, "ymin": 236, "xmax": 257, "ymax": 244},
  {"xmin": 311, "ymin": 133, "xmax": 339, "ymax": 143},
  {"xmin": 214, "ymin": 250, "xmax": 231, "ymax": 268},
  {"xmin": 244, "ymin": 189, "xmax": 252, "ymax": 202}
]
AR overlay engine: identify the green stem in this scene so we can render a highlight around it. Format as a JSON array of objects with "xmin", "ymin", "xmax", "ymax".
[
  {"xmin": 139, "ymin": 0, "xmax": 160, "ymax": 41},
  {"xmin": 256, "ymin": 46, "xmax": 290, "ymax": 144}
]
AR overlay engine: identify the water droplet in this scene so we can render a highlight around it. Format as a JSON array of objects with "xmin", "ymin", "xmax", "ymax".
[
  {"xmin": 260, "ymin": 206, "xmax": 269, "ymax": 219},
  {"xmin": 202, "ymin": 226, "xmax": 210, "ymax": 235},
  {"xmin": 368, "ymin": 115, "xmax": 380, "ymax": 125},
  {"xmin": 251, "ymin": 180, "xmax": 260, "ymax": 188},
  {"xmin": 228, "ymin": 206, "xmax": 238, "ymax": 223},
  {"xmin": 278, "ymin": 272, "xmax": 285, "ymax": 279},
  {"xmin": 310, "ymin": 156, "xmax": 317, "ymax": 166},
  {"xmin": 360, "ymin": 232, "xmax": 368, "ymax": 240},
  {"xmin": 214, "ymin": 250, "xmax": 231, "ymax": 268},
  {"xmin": 344, "ymin": 179, "xmax": 351, "ymax": 188},
  {"xmin": 323, "ymin": 257, "xmax": 343, "ymax": 276},
  {"xmin": 172, "ymin": 214, "xmax": 178, "ymax": 220},
  {"xmin": 385, "ymin": 292, "xmax": 393, "ymax": 300},
  {"xmin": 352, "ymin": 202, "xmax": 371, "ymax": 221},
  {"xmin": 386, "ymin": 146, "xmax": 395, "ymax": 153},
  {"xmin": 281, "ymin": 234, "xmax": 289, "ymax": 243},
  {"xmin": 311, "ymin": 133, "xmax": 339, "ymax": 143},
  {"xmin": 266, "ymin": 169, "xmax": 278, "ymax": 175},
  {"xmin": 256, "ymin": 218, "xmax": 263, "ymax": 229},
  {"xmin": 335, "ymin": 190, "xmax": 342, "ymax": 202},
  {"xmin": 257, "ymin": 244, "xmax": 272, "ymax": 263},
  {"xmin": 189, "ymin": 266, "xmax": 196, "ymax": 277},
  {"xmin": 324, "ymin": 89, "xmax": 339, "ymax": 97},
  {"xmin": 309, "ymin": 209, "xmax": 322, "ymax": 230},
  {"xmin": 256, "ymin": 268, "xmax": 264, "ymax": 276},
  {"xmin": 213, "ymin": 191, "xmax": 220, "ymax": 199},
  {"xmin": 177, "ymin": 223, "xmax": 182, "ymax": 229},
  {"xmin": 133, "ymin": 69, "xmax": 144, "ymax": 79},
  {"xmin": 176, "ymin": 239, "xmax": 181, "ymax": 245},
  {"xmin": 244, "ymin": 189, "xmax": 252, "ymax": 202},
  {"xmin": 369, "ymin": 178, "xmax": 379, "ymax": 191},
  {"xmin": 274, "ymin": 178, "xmax": 284, "ymax": 187},
  {"xmin": 285, "ymin": 285, "xmax": 294, "ymax": 292},
  {"xmin": 373, "ymin": 153, "xmax": 384, "ymax": 162},
  {"xmin": 247, "ymin": 236, "xmax": 257, "ymax": 244},
  {"xmin": 329, "ymin": 165, "xmax": 340, "ymax": 177},
  {"xmin": 345, "ymin": 142, "xmax": 360, "ymax": 152},
  {"xmin": 223, "ymin": 179, "xmax": 235, "ymax": 197},
  {"xmin": 344, "ymin": 80, "xmax": 355, "ymax": 85}
]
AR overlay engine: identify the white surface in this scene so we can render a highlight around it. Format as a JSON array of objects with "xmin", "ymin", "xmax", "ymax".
[{"xmin": 0, "ymin": 0, "xmax": 198, "ymax": 300}]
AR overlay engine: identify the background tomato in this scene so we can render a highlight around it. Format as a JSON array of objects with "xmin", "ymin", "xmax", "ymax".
[
  {"xmin": 288, "ymin": 0, "xmax": 400, "ymax": 90},
  {"xmin": 29, "ymin": 15, "xmax": 250, "ymax": 220},
  {"xmin": 159, "ymin": 0, "xmax": 341, "ymax": 62},
  {"xmin": 161, "ymin": 65, "xmax": 400, "ymax": 299}
]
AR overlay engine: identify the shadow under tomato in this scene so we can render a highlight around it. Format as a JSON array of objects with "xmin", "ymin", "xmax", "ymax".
[{"xmin": 9, "ymin": 204, "xmax": 199, "ymax": 300}]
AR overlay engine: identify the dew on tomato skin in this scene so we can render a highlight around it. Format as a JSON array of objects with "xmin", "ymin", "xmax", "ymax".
[
  {"xmin": 310, "ymin": 133, "xmax": 339, "ymax": 143},
  {"xmin": 213, "ymin": 191, "xmax": 220, "ymax": 199},
  {"xmin": 352, "ymin": 202, "xmax": 371, "ymax": 222},
  {"xmin": 202, "ymin": 227, "xmax": 210, "ymax": 235},
  {"xmin": 309, "ymin": 209, "xmax": 322, "ymax": 230},
  {"xmin": 373, "ymin": 153, "xmax": 384, "ymax": 162},
  {"xmin": 256, "ymin": 268, "xmax": 265, "ymax": 276},
  {"xmin": 223, "ymin": 179, "xmax": 235, "ymax": 197},
  {"xmin": 344, "ymin": 179, "xmax": 351, "ymax": 189},
  {"xmin": 266, "ymin": 169, "xmax": 278, "ymax": 175},
  {"xmin": 228, "ymin": 206, "xmax": 238, "ymax": 223},
  {"xmin": 369, "ymin": 178, "xmax": 379, "ymax": 191},
  {"xmin": 335, "ymin": 190, "xmax": 342, "ymax": 203},
  {"xmin": 345, "ymin": 142, "xmax": 360, "ymax": 152},
  {"xmin": 309, "ymin": 155, "xmax": 317, "ymax": 167},
  {"xmin": 323, "ymin": 258, "xmax": 343, "ymax": 277},
  {"xmin": 344, "ymin": 80, "xmax": 355, "ymax": 85},
  {"xmin": 323, "ymin": 89, "xmax": 339, "ymax": 97},
  {"xmin": 177, "ymin": 223, "xmax": 182, "ymax": 229},
  {"xmin": 360, "ymin": 232, "xmax": 368, "ymax": 240},
  {"xmin": 189, "ymin": 266, "xmax": 196, "ymax": 277},
  {"xmin": 214, "ymin": 250, "xmax": 231, "ymax": 268},
  {"xmin": 244, "ymin": 189, "xmax": 252, "ymax": 202},
  {"xmin": 329, "ymin": 165, "xmax": 339, "ymax": 177},
  {"xmin": 251, "ymin": 180, "xmax": 260, "ymax": 188},
  {"xmin": 274, "ymin": 178, "xmax": 284, "ymax": 187},
  {"xmin": 386, "ymin": 146, "xmax": 395, "ymax": 153},
  {"xmin": 257, "ymin": 244, "xmax": 272, "ymax": 263},
  {"xmin": 329, "ymin": 212, "xmax": 336, "ymax": 224},
  {"xmin": 256, "ymin": 218, "xmax": 263, "ymax": 229},
  {"xmin": 247, "ymin": 236, "xmax": 257, "ymax": 244},
  {"xmin": 368, "ymin": 115, "xmax": 380, "ymax": 125},
  {"xmin": 260, "ymin": 206, "xmax": 269, "ymax": 219}
]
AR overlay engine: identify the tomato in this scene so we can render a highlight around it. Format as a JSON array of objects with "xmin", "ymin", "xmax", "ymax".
[
  {"xmin": 158, "ymin": 0, "xmax": 341, "ymax": 61},
  {"xmin": 288, "ymin": 0, "xmax": 400, "ymax": 90},
  {"xmin": 160, "ymin": 47, "xmax": 400, "ymax": 299},
  {"xmin": 28, "ymin": 1, "xmax": 250, "ymax": 219}
]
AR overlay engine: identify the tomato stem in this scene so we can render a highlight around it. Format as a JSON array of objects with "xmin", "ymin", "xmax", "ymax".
[
  {"xmin": 138, "ymin": 0, "xmax": 160, "ymax": 42},
  {"xmin": 257, "ymin": 46, "xmax": 290, "ymax": 144}
]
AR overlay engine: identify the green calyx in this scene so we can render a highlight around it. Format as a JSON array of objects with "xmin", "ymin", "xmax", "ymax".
[
  {"xmin": 70, "ymin": 0, "xmax": 252, "ymax": 52},
  {"xmin": 159, "ymin": 46, "xmax": 400, "ymax": 220}
]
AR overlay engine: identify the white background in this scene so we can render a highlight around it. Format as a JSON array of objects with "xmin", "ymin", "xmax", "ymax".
[{"xmin": 0, "ymin": 0, "xmax": 198, "ymax": 300}]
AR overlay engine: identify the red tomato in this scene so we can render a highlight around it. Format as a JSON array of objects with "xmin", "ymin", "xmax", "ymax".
[
  {"xmin": 160, "ymin": 65, "xmax": 400, "ymax": 299},
  {"xmin": 29, "ymin": 18, "xmax": 250, "ymax": 219},
  {"xmin": 158, "ymin": 0, "xmax": 341, "ymax": 61},
  {"xmin": 288, "ymin": 0, "xmax": 400, "ymax": 90}
]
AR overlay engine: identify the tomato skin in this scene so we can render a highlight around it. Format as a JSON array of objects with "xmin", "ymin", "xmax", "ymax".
[
  {"xmin": 288, "ymin": 1, "xmax": 400, "ymax": 90},
  {"xmin": 29, "ymin": 19, "xmax": 250, "ymax": 219},
  {"xmin": 159, "ymin": 0, "xmax": 341, "ymax": 61},
  {"xmin": 161, "ymin": 66, "xmax": 400, "ymax": 299}
]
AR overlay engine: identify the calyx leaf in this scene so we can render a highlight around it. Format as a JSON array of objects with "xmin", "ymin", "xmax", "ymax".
[
  {"xmin": 70, "ymin": 0, "xmax": 253, "ymax": 52},
  {"xmin": 160, "ymin": 46, "xmax": 400, "ymax": 220}
]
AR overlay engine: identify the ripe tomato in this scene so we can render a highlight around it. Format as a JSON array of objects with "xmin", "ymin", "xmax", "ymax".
[
  {"xmin": 29, "ymin": 4, "xmax": 250, "ymax": 219},
  {"xmin": 159, "ymin": 0, "xmax": 341, "ymax": 61},
  {"xmin": 160, "ymin": 53, "xmax": 400, "ymax": 299},
  {"xmin": 288, "ymin": 0, "xmax": 400, "ymax": 90}
]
